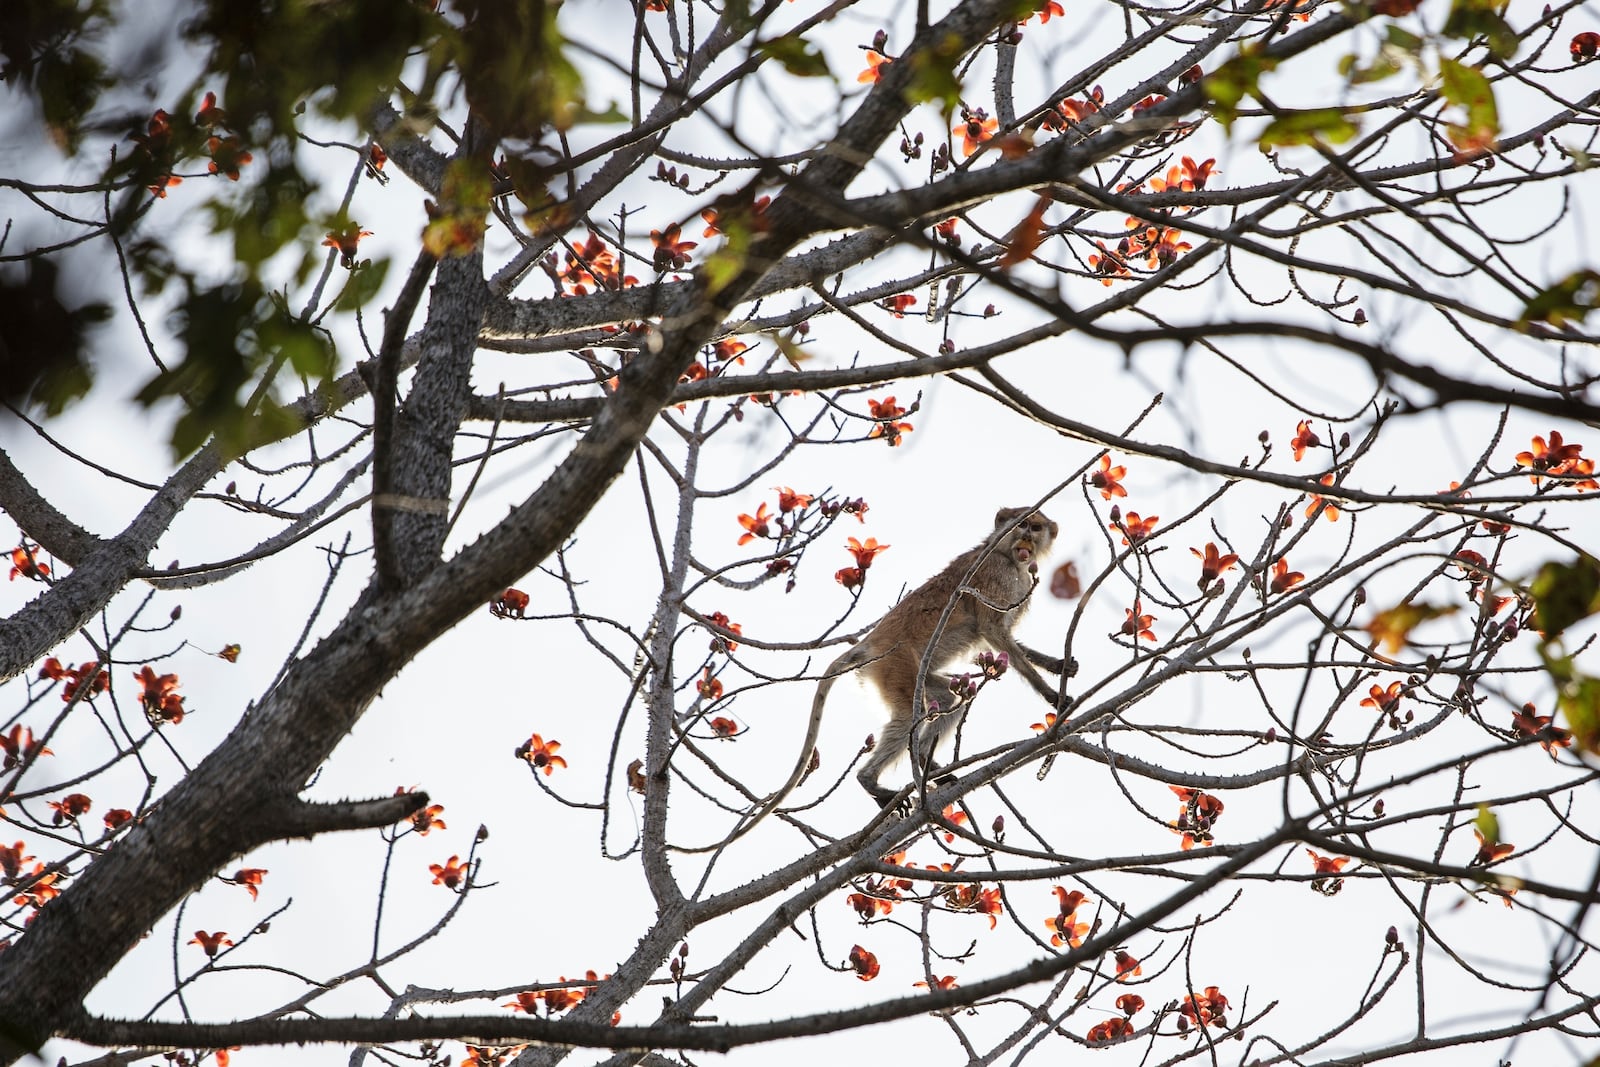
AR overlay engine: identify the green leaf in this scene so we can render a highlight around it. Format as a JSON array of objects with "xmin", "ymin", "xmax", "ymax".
[
  {"xmin": 1442, "ymin": 0, "xmax": 1518, "ymax": 59},
  {"xmin": 903, "ymin": 32, "xmax": 966, "ymax": 116},
  {"xmin": 1384, "ymin": 25, "xmax": 1423, "ymax": 52},
  {"xmin": 1473, "ymin": 804, "xmax": 1500, "ymax": 845},
  {"xmin": 1529, "ymin": 555, "xmax": 1600, "ymax": 638},
  {"xmin": 334, "ymin": 257, "xmax": 392, "ymax": 312},
  {"xmin": 760, "ymin": 34, "xmax": 829, "ymax": 78},
  {"xmin": 1557, "ymin": 675, "xmax": 1600, "ymax": 754},
  {"xmin": 1518, "ymin": 270, "xmax": 1600, "ymax": 329},
  {"xmin": 1260, "ymin": 108, "xmax": 1360, "ymax": 147},
  {"xmin": 1438, "ymin": 58, "xmax": 1498, "ymax": 139},
  {"xmin": 1202, "ymin": 46, "xmax": 1277, "ymax": 130}
]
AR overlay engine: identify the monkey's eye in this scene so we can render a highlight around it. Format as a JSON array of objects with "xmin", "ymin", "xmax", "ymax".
[{"xmin": 1028, "ymin": 521, "xmax": 1044, "ymax": 533}]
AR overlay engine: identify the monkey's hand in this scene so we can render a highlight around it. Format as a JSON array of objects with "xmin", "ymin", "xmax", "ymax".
[{"xmin": 1021, "ymin": 644, "xmax": 1076, "ymax": 678}]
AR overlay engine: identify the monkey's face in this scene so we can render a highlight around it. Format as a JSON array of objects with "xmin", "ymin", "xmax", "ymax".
[{"xmin": 1006, "ymin": 512, "xmax": 1057, "ymax": 567}]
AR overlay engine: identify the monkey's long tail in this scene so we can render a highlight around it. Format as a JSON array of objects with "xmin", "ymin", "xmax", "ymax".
[{"xmin": 672, "ymin": 649, "xmax": 854, "ymax": 854}]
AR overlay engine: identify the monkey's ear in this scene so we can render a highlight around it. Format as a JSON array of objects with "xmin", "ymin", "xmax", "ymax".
[
  {"xmin": 1047, "ymin": 519, "xmax": 1060, "ymax": 539},
  {"xmin": 994, "ymin": 506, "xmax": 1026, "ymax": 529}
]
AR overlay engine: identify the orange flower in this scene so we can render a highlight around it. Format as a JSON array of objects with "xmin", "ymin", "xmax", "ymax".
[
  {"xmin": 1113, "ymin": 949, "xmax": 1142, "ymax": 981},
  {"xmin": 518, "ymin": 734, "xmax": 568, "ymax": 775},
  {"xmin": 134, "ymin": 665, "xmax": 185, "ymax": 725},
  {"xmin": 1090, "ymin": 455, "xmax": 1127, "ymax": 500},
  {"xmin": 846, "ymin": 536, "xmax": 890, "ymax": 569},
  {"xmin": 189, "ymin": 930, "xmax": 234, "ymax": 957},
  {"xmin": 1044, "ymin": 887, "xmax": 1089, "ymax": 947},
  {"xmin": 1514, "ymin": 430, "xmax": 1587, "ymax": 483},
  {"xmin": 1191, "ymin": 542, "xmax": 1240, "ymax": 588},
  {"xmin": 429, "ymin": 854, "xmax": 469, "ymax": 889},
  {"xmin": 1180, "ymin": 986, "xmax": 1229, "ymax": 1027},
  {"xmin": 322, "ymin": 223, "xmax": 373, "ymax": 268},
  {"xmin": 227, "ymin": 868, "xmax": 268, "ymax": 901},
  {"xmin": 1470, "ymin": 827, "xmax": 1514, "ymax": 867},
  {"xmin": 1361, "ymin": 681, "xmax": 1403, "ymax": 714},
  {"xmin": 0, "ymin": 725, "xmax": 51, "ymax": 769},
  {"xmin": 205, "ymin": 135, "xmax": 253, "ymax": 180},
  {"xmin": 1115, "ymin": 993, "xmax": 1145, "ymax": 1016},
  {"xmin": 217, "ymin": 643, "xmax": 242, "ymax": 662},
  {"xmin": 1030, "ymin": 712, "xmax": 1057, "ymax": 733},
  {"xmin": 1121, "ymin": 602, "xmax": 1156, "ymax": 643},
  {"xmin": 649, "ymin": 222, "xmax": 697, "ymax": 271},
  {"xmin": 953, "ymin": 110, "xmax": 998, "ymax": 156},
  {"xmin": 47, "ymin": 793, "xmax": 92, "ymax": 826},
  {"xmin": 1510, "ymin": 703, "xmax": 1572, "ymax": 758},
  {"xmin": 737, "ymin": 503, "xmax": 773, "ymax": 545},
  {"xmin": 709, "ymin": 716, "xmax": 739, "ymax": 737},
  {"xmin": 698, "ymin": 670, "xmax": 724, "ymax": 702},
  {"xmin": 835, "ymin": 566, "xmax": 864, "ymax": 589},
  {"xmin": 1305, "ymin": 473, "xmax": 1340, "ymax": 521},
  {"xmin": 1306, "ymin": 849, "xmax": 1349, "ymax": 875},
  {"xmin": 866, "ymin": 396, "xmax": 914, "ymax": 445},
  {"xmin": 409, "ymin": 802, "xmax": 447, "ymax": 835},
  {"xmin": 1170, "ymin": 786, "xmax": 1224, "ymax": 849},
  {"xmin": 103, "ymin": 808, "xmax": 134, "ymax": 831},
  {"xmin": 933, "ymin": 217, "xmax": 959, "ymax": 242},
  {"xmin": 1086, "ymin": 1017, "xmax": 1134, "ymax": 1044},
  {"xmin": 503, "ymin": 991, "xmax": 542, "ymax": 1014},
  {"xmin": 1113, "ymin": 511, "xmax": 1158, "ymax": 546},
  {"xmin": 914, "ymin": 975, "xmax": 959, "ymax": 991},
  {"xmin": 1575, "ymin": 31, "xmax": 1600, "ymax": 62},
  {"xmin": 857, "ymin": 51, "xmax": 892, "ymax": 84},
  {"xmin": 712, "ymin": 338, "xmax": 748, "ymax": 364},
  {"xmin": 1032, "ymin": 0, "xmax": 1065, "ymax": 21},
  {"xmin": 7, "ymin": 544, "xmax": 49, "ymax": 581},
  {"xmin": 1290, "ymin": 419, "xmax": 1320, "ymax": 461},
  {"xmin": 39, "ymin": 658, "xmax": 108, "ymax": 703},
  {"xmin": 1269, "ymin": 558, "xmax": 1304, "ymax": 594},
  {"xmin": 847, "ymin": 944, "xmax": 880, "ymax": 980},
  {"xmin": 938, "ymin": 803, "xmax": 969, "ymax": 843}
]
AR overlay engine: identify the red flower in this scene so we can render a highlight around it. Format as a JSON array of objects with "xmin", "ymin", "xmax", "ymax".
[
  {"xmin": 709, "ymin": 716, "xmax": 739, "ymax": 737},
  {"xmin": 846, "ymin": 536, "xmax": 890, "ymax": 569},
  {"xmin": 1170, "ymin": 786, "xmax": 1224, "ymax": 849},
  {"xmin": 518, "ymin": 734, "xmax": 567, "ymax": 775},
  {"xmin": 1572, "ymin": 32, "xmax": 1600, "ymax": 63},
  {"xmin": 47, "ymin": 793, "xmax": 91, "ymax": 826},
  {"xmin": 1032, "ymin": 1, "xmax": 1065, "ymax": 21},
  {"xmin": 847, "ymin": 892, "xmax": 894, "ymax": 920},
  {"xmin": 1086, "ymin": 239, "xmax": 1128, "ymax": 283},
  {"xmin": 1121, "ymin": 602, "xmax": 1156, "ymax": 643},
  {"xmin": 1306, "ymin": 849, "xmax": 1349, "ymax": 875},
  {"xmin": 409, "ymin": 800, "xmax": 447, "ymax": 835},
  {"xmin": 933, "ymin": 217, "xmax": 959, "ymax": 242},
  {"xmin": 1086, "ymin": 1017, "xmax": 1134, "ymax": 1044},
  {"xmin": 1113, "ymin": 949, "xmax": 1142, "ymax": 981},
  {"xmin": 1470, "ymin": 827, "xmax": 1514, "ymax": 867},
  {"xmin": 322, "ymin": 223, "xmax": 373, "ymax": 268},
  {"xmin": 847, "ymin": 944, "xmax": 880, "ymax": 980},
  {"xmin": 1191, "ymin": 542, "xmax": 1240, "ymax": 588},
  {"xmin": 1290, "ymin": 419, "xmax": 1320, "ymax": 461},
  {"xmin": 13, "ymin": 861, "xmax": 63, "ymax": 908},
  {"xmin": 429, "ymin": 855, "xmax": 469, "ymax": 889},
  {"xmin": 914, "ymin": 975, "xmax": 959, "ymax": 991},
  {"xmin": 195, "ymin": 91, "xmax": 227, "ymax": 129},
  {"xmin": 39, "ymin": 657, "xmax": 108, "ymax": 703},
  {"xmin": 503, "ymin": 991, "xmax": 543, "ymax": 1014},
  {"xmin": 0, "ymin": 842, "xmax": 34, "ymax": 880},
  {"xmin": 0, "ymin": 725, "xmax": 51, "ymax": 769},
  {"xmin": 712, "ymin": 338, "xmax": 748, "ymax": 364},
  {"xmin": 7, "ymin": 544, "xmax": 49, "ymax": 581},
  {"xmin": 953, "ymin": 110, "xmax": 998, "ymax": 156},
  {"xmin": 189, "ymin": 930, "xmax": 234, "ymax": 958},
  {"xmin": 866, "ymin": 396, "xmax": 914, "ymax": 445},
  {"xmin": 835, "ymin": 566, "xmax": 864, "ymax": 590},
  {"xmin": 650, "ymin": 222, "xmax": 697, "ymax": 271},
  {"xmin": 737, "ymin": 503, "xmax": 773, "ymax": 545},
  {"xmin": 1090, "ymin": 455, "xmax": 1127, "ymax": 500},
  {"xmin": 1115, "ymin": 993, "xmax": 1145, "ymax": 1016},
  {"xmin": 1113, "ymin": 512, "xmax": 1158, "ymax": 546},
  {"xmin": 1269, "ymin": 558, "xmax": 1304, "ymax": 594},
  {"xmin": 134, "ymin": 665, "xmax": 185, "ymax": 725},
  {"xmin": 1044, "ymin": 887, "xmax": 1089, "ymax": 947},
  {"xmin": 103, "ymin": 808, "xmax": 134, "ymax": 831},
  {"xmin": 883, "ymin": 293, "xmax": 917, "ymax": 317},
  {"xmin": 1514, "ymin": 430, "xmax": 1587, "ymax": 484},
  {"xmin": 857, "ymin": 51, "xmax": 892, "ymax": 84},
  {"xmin": 774, "ymin": 487, "xmax": 812, "ymax": 513},
  {"xmin": 706, "ymin": 610, "xmax": 742, "ymax": 651},
  {"xmin": 227, "ymin": 868, "xmax": 268, "ymax": 901},
  {"xmin": 491, "ymin": 587, "xmax": 530, "ymax": 618},
  {"xmin": 1360, "ymin": 681, "xmax": 1404, "ymax": 714},
  {"xmin": 1510, "ymin": 703, "xmax": 1572, "ymax": 758},
  {"xmin": 205, "ymin": 135, "xmax": 253, "ymax": 180}
]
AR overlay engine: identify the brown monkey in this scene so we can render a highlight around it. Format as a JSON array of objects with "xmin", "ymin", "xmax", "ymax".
[{"xmin": 684, "ymin": 507, "xmax": 1065, "ymax": 852}]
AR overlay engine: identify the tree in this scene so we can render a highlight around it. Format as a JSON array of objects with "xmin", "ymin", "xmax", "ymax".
[{"xmin": 2, "ymin": 0, "xmax": 1599, "ymax": 1065}]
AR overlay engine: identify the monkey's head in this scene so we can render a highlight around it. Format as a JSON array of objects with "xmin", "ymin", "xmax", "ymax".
[{"xmin": 994, "ymin": 507, "xmax": 1059, "ymax": 568}]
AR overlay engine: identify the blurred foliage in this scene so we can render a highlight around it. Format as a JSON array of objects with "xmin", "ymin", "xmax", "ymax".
[{"xmin": 0, "ymin": 258, "xmax": 111, "ymax": 414}]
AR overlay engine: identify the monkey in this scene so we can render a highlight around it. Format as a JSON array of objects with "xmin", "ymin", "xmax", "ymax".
[{"xmin": 682, "ymin": 507, "xmax": 1065, "ymax": 853}]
